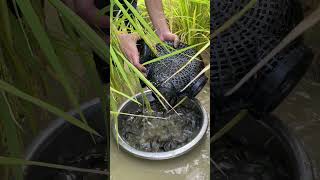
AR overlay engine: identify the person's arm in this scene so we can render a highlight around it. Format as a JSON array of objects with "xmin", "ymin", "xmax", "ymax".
[{"xmin": 145, "ymin": 0, "xmax": 179, "ymax": 47}]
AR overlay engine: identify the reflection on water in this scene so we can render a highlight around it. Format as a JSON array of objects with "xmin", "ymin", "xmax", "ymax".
[
  {"xmin": 275, "ymin": 78, "xmax": 320, "ymax": 179},
  {"xmin": 110, "ymin": 84, "xmax": 210, "ymax": 180}
]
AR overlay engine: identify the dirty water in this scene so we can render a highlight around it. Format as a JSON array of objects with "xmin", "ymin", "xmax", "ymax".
[
  {"xmin": 119, "ymin": 99, "xmax": 202, "ymax": 152},
  {"xmin": 274, "ymin": 78, "xmax": 320, "ymax": 179},
  {"xmin": 110, "ymin": 84, "xmax": 210, "ymax": 180},
  {"xmin": 209, "ymin": 76, "xmax": 320, "ymax": 180}
]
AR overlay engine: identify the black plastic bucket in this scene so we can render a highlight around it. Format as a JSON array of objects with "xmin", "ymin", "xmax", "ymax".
[
  {"xmin": 23, "ymin": 99, "xmax": 107, "ymax": 180},
  {"xmin": 211, "ymin": 114, "xmax": 315, "ymax": 180}
]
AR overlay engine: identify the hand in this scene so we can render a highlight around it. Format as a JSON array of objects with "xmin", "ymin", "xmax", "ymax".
[
  {"xmin": 157, "ymin": 30, "xmax": 180, "ymax": 48},
  {"xmin": 118, "ymin": 33, "xmax": 146, "ymax": 72},
  {"xmin": 145, "ymin": 0, "xmax": 179, "ymax": 47},
  {"xmin": 63, "ymin": 0, "xmax": 109, "ymax": 28}
]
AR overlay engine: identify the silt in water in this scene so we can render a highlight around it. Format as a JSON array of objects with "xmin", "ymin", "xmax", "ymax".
[{"xmin": 119, "ymin": 99, "xmax": 202, "ymax": 152}]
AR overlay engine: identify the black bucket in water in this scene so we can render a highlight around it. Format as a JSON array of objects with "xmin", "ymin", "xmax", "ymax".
[
  {"xmin": 211, "ymin": 113, "xmax": 315, "ymax": 180},
  {"xmin": 24, "ymin": 99, "xmax": 108, "ymax": 180}
]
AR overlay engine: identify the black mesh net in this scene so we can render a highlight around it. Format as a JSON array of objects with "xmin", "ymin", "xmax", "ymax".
[
  {"xmin": 211, "ymin": 0, "xmax": 312, "ymax": 116},
  {"xmin": 142, "ymin": 41, "xmax": 207, "ymax": 105}
]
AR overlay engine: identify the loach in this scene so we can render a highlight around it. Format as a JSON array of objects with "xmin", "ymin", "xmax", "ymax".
[{"xmin": 139, "ymin": 41, "xmax": 208, "ymax": 105}]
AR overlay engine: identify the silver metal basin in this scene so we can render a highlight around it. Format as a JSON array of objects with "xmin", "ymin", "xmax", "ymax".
[{"xmin": 112, "ymin": 90, "xmax": 209, "ymax": 160}]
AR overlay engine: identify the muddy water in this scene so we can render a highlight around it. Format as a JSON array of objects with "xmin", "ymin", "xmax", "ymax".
[
  {"xmin": 110, "ymin": 84, "xmax": 210, "ymax": 180},
  {"xmin": 119, "ymin": 100, "xmax": 202, "ymax": 152},
  {"xmin": 274, "ymin": 78, "xmax": 320, "ymax": 179}
]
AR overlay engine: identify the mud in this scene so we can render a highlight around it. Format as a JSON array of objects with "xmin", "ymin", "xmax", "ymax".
[{"xmin": 119, "ymin": 99, "xmax": 202, "ymax": 152}]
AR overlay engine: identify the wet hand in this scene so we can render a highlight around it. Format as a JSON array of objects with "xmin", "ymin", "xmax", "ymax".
[
  {"xmin": 158, "ymin": 31, "xmax": 180, "ymax": 48},
  {"xmin": 118, "ymin": 33, "xmax": 147, "ymax": 72}
]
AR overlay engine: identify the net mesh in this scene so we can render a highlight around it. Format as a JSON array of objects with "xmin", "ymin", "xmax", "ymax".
[
  {"xmin": 211, "ymin": 0, "xmax": 311, "ymax": 114},
  {"xmin": 144, "ymin": 42, "xmax": 206, "ymax": 104}
]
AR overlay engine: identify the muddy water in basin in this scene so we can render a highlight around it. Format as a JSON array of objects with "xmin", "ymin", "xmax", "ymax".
[
  {"xmin": 110, "ymin": 84, "xmax": 210, "ymax": 180},
  {"xmin": 119, "ymin": 99, "xmax": 202, "ymax": 152}
]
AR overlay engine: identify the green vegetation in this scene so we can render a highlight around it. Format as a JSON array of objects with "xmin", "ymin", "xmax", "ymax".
[
  {"xmin": 0, "ymin": 0, "xmax": 318, "ymax": 179},
  {"xmin": 110, "ymin": 0, "xmax": 210, "ymax": 120},
  {"xmin": 0, "ymin": 0, "xmax": 210, "ymax": 179},
  {"xmin": 0, "ymin": 0, "xmax": 107, "ymax": 179}
]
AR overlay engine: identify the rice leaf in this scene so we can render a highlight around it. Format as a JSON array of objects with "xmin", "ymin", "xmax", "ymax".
[
  {"xmin": 48, "ymin": 0, "xmax": 108, "ymax": 61},
  {"xmin": 163, "ymin": 42, "xmax": 209, "ymax": 84},
  {"xmin": 181, "ymin": 64, "xmax": 210, "ymax": 92},
  {"xmin": 15, "ymin": 0, "xmax": 91, "ymax": 135},
  {"xmin": 0, "ymin": 92, "xmax": 23, "ymax": 180},
  {"xmin": 111, "ymin": 87, "xmax": 141, "ymax": 105},
  {"xmin": 0, "ymin": 156, "xmax": 108, "ymax": 175},
  {"xmin": 142, "ymin": 42, "xmax": 205, "ymax": 65},
  {"xmin": 211, "ymin": 110, "xmax": 248, "ymax": 144},
  {"xmin": 111, "ymin": 111, "xmax": 168, "ymax": 120},
  {"xmin": 0, "ymin": 80, "xmax": 100, "ymax": 136},
  {"xmin": 116, "ymin": 49, "xmax": 173, "ymax": 108},
  {"xmin": 211, "ymin": 0, "xmax": 257, "ymax": 39}
]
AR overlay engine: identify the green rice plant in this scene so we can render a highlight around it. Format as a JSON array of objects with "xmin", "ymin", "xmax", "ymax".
[
  {"xmin": 0, "ymin": 0, "xmax": 211, "ymax": 179},
  {"xmin": 0, "ymin": 0, "xmax": 108, "ymax": 179},
  {"xmin": 0, "ymin": 156, "xmax": 108, "ymax": 175},
  {"xmin": 138, "ymin": 0, "xmax": 210, "ymax": 46},
  {"xmin": 110, "ymin": 0, "xmax": 210, "ymax": 124}
]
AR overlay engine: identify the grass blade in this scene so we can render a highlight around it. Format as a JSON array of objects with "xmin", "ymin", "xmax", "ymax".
[
  {"xmin": 111, "ymin": 111, "xmax": 168, "ymax": 120},
  {"xmin": 15, "ymin": 0, "xmax": 92, "ymax": 136},
  {"xmin": 111, "ymin": 87, "xmax": 141, "ymax": 105},
  {"xmin": 163, "ymin": 42, "xmax": 209, "ymax": 84},
  {"xmin": 142, "ymin": 42, "xmax": 205, "ymax": 65},
  {"xmin": 211, "ymin": 110, "xmax": 248, "ymax": 144},
  {"xmin": 225, "ymin": 5, "xmax": 320, "ymax": 96},
  {"xmin": 48, "ymin": 0, "xmax": 108, "ymax": 61},
  {"xmin": 180, "ymin": 64, "xmax": 210, "ymax": 92},
  {"xmin": 110, "ymin": 46, "xmax": 136, "ymax": 95},
  {"xmin": 211, "ymin": 0, "xmax": 257, "ymax": 39},
  {"xmin": 116, "ymin": 50, "xmax": 173, "ymax": 108},
  {"xmin": 0, "ymin": 156, "xmax": 108, "ymax": 175},
  {"xmin": 0, "ymin": 92, "xmax": 23, "ymax": 180},
  {"xmin": 0, "ymin": 80, "xmax": 100, "ymax": 136}
]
